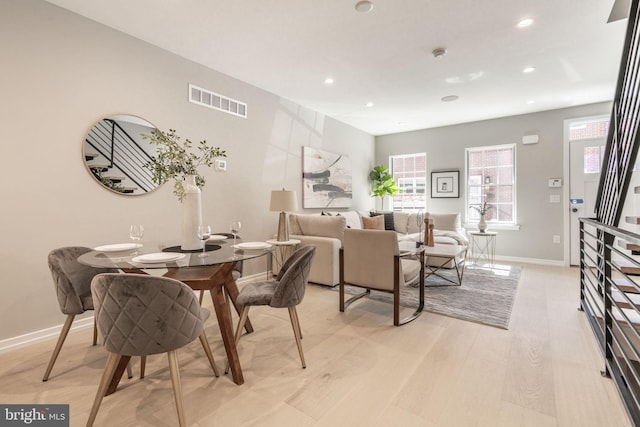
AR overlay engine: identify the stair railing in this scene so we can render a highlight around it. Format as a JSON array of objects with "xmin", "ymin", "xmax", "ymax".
[
  {"xmin": 85, "ymin": 119, "xmax": 156, "ymax": 193},
  {"xmin": 581, "ymin": 0, "xmax": 640, "ymax": 425}
]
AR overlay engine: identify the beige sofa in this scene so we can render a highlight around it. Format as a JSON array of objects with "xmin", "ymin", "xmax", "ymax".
[{"xmin": 289, "ymin": 210, "xmax": 467, "ymax": 286}]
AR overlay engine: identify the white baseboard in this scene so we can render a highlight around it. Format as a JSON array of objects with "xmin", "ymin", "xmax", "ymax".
[
  {"xmin": 494, "ymin": 255, "xmax": 566, "ymax": 267},
  {"xmin": 0, "ymin": 273, "xmax": 266, "ymax": 354},
  {"xmin": 0, "ymin": 316, "xmax": 94, "ymax": 354}
]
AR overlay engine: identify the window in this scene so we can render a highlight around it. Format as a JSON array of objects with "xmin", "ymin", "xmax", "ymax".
[
  {"xmin": 466, "ymin": 144, "xmax": 516, "ymax": 224},
  {"xmin": 584, "ymin": 146, "xmax": 605, "ymax": 174},
  {"xmin": 390, "ymin": 153, "xmax": 426, "ymax": 212},
  {"xmin": 568, "ymin": 118, "xmax": 609, "ymax": 174}
]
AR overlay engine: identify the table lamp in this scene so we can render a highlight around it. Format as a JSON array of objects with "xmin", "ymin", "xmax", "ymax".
[{"xmin": 270, "ymin": 189, "xmax": 298, "ymax": 241}]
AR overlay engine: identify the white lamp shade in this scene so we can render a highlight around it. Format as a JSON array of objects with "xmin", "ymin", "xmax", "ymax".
[{"xmin": 270, "ymin": 190, "xmax": 298, "ymax": 212}]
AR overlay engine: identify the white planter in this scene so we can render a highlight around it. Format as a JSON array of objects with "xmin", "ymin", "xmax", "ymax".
[
  {"xmin": 181, "ymin": 175, "xmax": 203, "ymax": 250},
  {"xmin": 478, "ymin": 214, "xmax": 487, "ymax": 232}
]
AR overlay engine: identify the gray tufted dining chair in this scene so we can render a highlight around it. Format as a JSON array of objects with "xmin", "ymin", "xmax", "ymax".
[
  {"xmin": 87, "ymin": 273, "xmax": 219, "ymax": 427},
  {"xmin": 229, "ymin": 246, "xmax": 316, "ymax": 371},
  {"xmin": 43, "ymin": 246, "xmax": 119, "ymax": 382}
]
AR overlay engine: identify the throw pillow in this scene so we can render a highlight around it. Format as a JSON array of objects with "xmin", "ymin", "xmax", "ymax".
[
  {"xmin": 370, "ymin": 211, "xmax": 395, "ymax": 231},
  {"xmin": 362, "ymin": 215, "xmax": 385, "ymax": 230}
]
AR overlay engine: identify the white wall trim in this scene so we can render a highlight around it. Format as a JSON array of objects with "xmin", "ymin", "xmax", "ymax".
[
  {"xmin": 0, "ymin": 317, "xmax": 94, "ymax": 354},
  {"xmin": 494, "ymin": 254, "xmax": 565, "ymax": 267}
]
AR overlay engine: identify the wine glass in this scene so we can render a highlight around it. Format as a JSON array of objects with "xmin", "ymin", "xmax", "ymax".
[
  {"xmin": 197, "ymin": 225, "xmax": 212, "ymax": 258},
  {"xmin": 230, "ymin": 221, "xmax": 241, "ymax": 246},
  {"xmin": 129, "ymin": 225, "xmax": 144, "ymax": 255}
]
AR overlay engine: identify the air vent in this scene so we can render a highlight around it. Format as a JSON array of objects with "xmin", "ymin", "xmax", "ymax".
[{"xmin": 188, "ymin": 84, "xmax": 247, "ymax": 118}]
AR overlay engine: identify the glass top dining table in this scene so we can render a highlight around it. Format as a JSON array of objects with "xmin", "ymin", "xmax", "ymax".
[
  {"xmin": 78, "ymin": 238, "xmax": 273, "ymax": 391},
  {"xmin": 77, "ymin": 239, "xmax": 272, "ymax": 270}
]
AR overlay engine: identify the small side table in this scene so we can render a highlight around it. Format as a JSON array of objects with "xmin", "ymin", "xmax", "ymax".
[
  {"xmin": 467, "ymin": 231, "xmax": 497, "ymax": 266},
  {"xmin": 266, "ymin": 239, "xmax": 301, "ymax": 276}
]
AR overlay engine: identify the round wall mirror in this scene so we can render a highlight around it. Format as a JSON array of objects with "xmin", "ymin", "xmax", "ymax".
[{"xmin": 82, "ymin": 115, "xmax": 162, "ymax": 195}]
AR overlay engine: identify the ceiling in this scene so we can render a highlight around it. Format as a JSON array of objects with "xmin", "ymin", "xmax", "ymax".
[{"xmin": 44, "ymin": 0, "xmax": 628, "ymax": 136}]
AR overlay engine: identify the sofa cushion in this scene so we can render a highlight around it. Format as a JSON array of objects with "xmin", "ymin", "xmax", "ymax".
[
  {"xmin": 297, "ymin": 215, "xmax": 346, "ymax": 241},
  {"xmin": 393, "ymin": 212, "xmax": 410, "ymax": 234},
  {"xmin": 406, "ymin": 212, "xmax": 427, "ymax": 234},
  {"xmin": 289, "ymin": 214, "xmax": 304, "ymax": 235},
  {"xmin": 323, "ymin": 210, "xmax": 362, "ymax": 230},
  {"xmin": 362, "ymin": 215, "xmax": 385, "ymax": 230},
  {"xmin": 430, "ymin": 213, "xmax": 462, "ymax": 233}
]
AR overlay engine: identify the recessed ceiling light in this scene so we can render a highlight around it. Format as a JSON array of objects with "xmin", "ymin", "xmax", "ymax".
[
  {"xmin": 522, "ymin": 66, "xmax": 536, "ymax": 73},
  {"xmin": 365, "ymin": 102, "xmax": 375, "ymax": 107},
  {"xmin": 516, "ymin": 17, "xmax": 535, "ymax": 28},
  {"xmin": 526, "ymin": 100, "xmax": 535, "ymax": 104},
  {"xmin": 355, "ymin": 1, "xmax": 374, "ymax": 13},
  {"xmin": 324, "ymin": 77, "xmax": 334, "ymax": 84},
  {"xmin": 441, "ymin": 95, "xmax": 459, "ymax": 102}
]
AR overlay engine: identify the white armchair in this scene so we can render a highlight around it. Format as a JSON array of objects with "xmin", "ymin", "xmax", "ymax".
[{"xmin": 339, "ymin": 229, "xmax": 424, "ymax": 326}]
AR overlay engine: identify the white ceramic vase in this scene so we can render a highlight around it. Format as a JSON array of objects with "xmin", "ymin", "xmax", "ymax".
[
  {"xmin": 181, "ymin": 175, "xmax": 203, "ymax": 250},
  {"xmin": 478, "ymin": 214, "xmax": 487, "ymax": 233}
]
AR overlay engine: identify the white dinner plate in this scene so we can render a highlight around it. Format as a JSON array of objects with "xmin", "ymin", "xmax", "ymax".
[
  {"xmin": 132, "ymin": 252, "xmax": 186, "ymax": 263},
  {"xmin": 207, "ymin": 234, "xmax": 228, "ymax": 241},
  {"xmin": 234, "ymin": 242, "xmax": 272, "ymax": 250},
  {"xmin": 94, "ymin": 243, "xmax": 142, "ymax": 252}
]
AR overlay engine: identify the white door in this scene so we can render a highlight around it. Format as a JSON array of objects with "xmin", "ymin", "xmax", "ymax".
[{"xmin": 569, "ymin": 137, "xmax": 606, "ymax": 265}]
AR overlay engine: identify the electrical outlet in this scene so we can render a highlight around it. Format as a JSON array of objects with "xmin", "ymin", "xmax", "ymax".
[
  {"xmin": 553, "ymin": 235, "xmax": 561, "ymax": 244},
  {"xmin": 549, "ymin": 194, "xmax": 561, "ymax": 203}
]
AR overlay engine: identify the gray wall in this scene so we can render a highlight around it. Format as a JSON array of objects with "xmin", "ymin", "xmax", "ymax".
[
  {"xmin": 0, "ymin": 0, "xmax": 374, "ymax": 342},
  {"xmin": 376, "ymin": 102, "xmax": 612, "ymax": 263}
]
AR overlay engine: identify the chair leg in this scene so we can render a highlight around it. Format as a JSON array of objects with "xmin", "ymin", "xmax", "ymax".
[
  {"xmin": 288, "ymin": 307, "xmax": 306, "ymax": 368},
  {"xmin": 167, "ymin": 350, "xmax": 187, "ymax": 427},
  {"xmin": 198, "ymin": 333, "xmax": 220, "ymax": 377},
  {"xmin": 225, "ymin": 305, "xmax": 250, "ymax": 374},
  {"xmin": 198, "ymin": 290, "xmax": 205, "ymax": 306},
  {"xmin": 86, "ymin": 352, "xmax": 120, "ymax": 427},
  {"xmin": 92, "ymin": 317, "xmax": 98, "ymax": 346},
  {"xmin": 140, "ymin": 356, "xmax": 146, "ymax": 379},
  {"xmin": 42, "ymin": 314, "xmax": 75, "ymax": 381},
  {"xmin": 126, "ymin": 362, "xmax": 133, "ymax": 379},
  {"xmin": 290, "ymin": 306, "xmax": 302, "ymax": 339}
]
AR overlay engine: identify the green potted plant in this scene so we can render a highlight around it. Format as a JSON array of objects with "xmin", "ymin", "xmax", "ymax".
[
  {"xmin": 369, "ymin": 165, "xmax": 399, "ymax": 211},
  {"xmin": 142, "ymin": 128, "xmax": 226, "ymax": 250}
]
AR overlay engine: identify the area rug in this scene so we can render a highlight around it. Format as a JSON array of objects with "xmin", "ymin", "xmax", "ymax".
[{"xmin": 336, "ymin": 264, "xmax": 522, "ymax": 329}]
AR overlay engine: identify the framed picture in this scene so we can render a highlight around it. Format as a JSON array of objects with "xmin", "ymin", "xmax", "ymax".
[
  {"xmin": 302, "ymin": 147, "xmax": 352, "ymax": 208},
  {"xmin": 431, "ymin": 170, "xmax": 459, "ymax": 198}
]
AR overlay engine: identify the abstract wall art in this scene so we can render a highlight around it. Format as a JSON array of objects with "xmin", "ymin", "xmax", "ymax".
[{"xmin": 302, "ymin": 147, "xmax": 352, "ymax": 208}]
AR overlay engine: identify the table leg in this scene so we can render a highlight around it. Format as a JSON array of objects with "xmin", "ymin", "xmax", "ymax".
[
  {"xmin": 424, "ymin": 256, "xmax": 461, "ymax": 286},
  {"xmin": 104, "ymin": 355, "xmax": 131, "ymax": 396},
  {"xmin": 210, "ymin": 285, "xmax": 244, "ymax": 385}
]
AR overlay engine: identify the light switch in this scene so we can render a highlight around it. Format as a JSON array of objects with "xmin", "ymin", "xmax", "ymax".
[
  {"xmin": 548, "ymin": 178, "xmax": 562, "ymax": 187},
  {"xmin": 550, "ymin": 194, "xmax": 560, "ymax": 203}
]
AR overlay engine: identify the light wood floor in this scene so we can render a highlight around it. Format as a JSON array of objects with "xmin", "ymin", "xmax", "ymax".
[{"xmin": 0, "ymin": 263, "xmax": 632, "ymax": 426}]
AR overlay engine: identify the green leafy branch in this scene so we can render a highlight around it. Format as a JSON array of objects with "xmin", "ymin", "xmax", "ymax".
[
  {"xmin": 470, "ymin": 201, "xmax": 492, "ymax": 216},
  {"xmin": 142, "ymin": 128, "xmax": 226, "ymax": 201}
]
